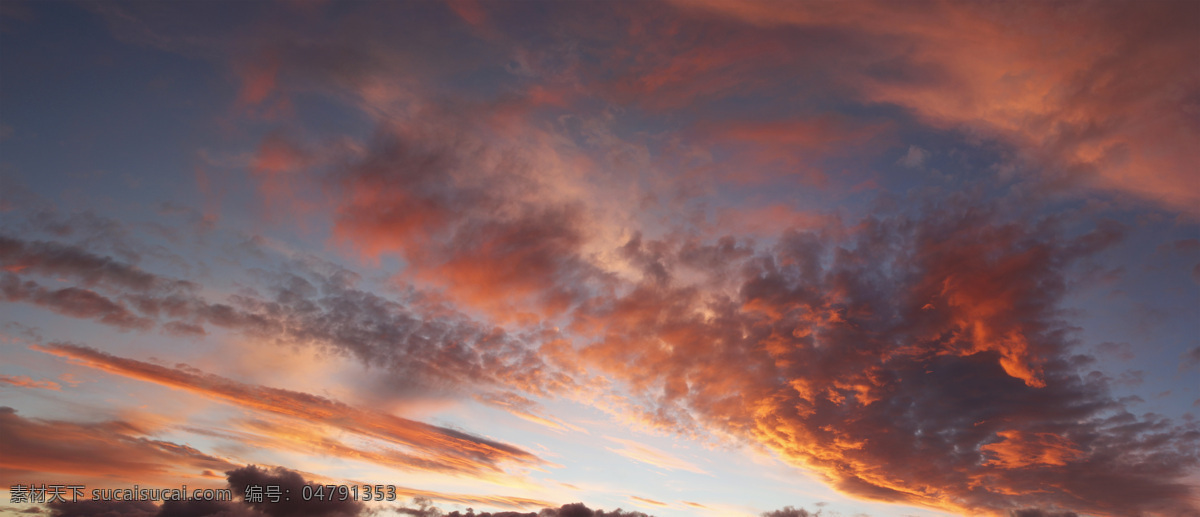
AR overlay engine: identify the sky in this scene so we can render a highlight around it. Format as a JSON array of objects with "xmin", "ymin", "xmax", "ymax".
[{"xmin": 0, "ymin": 1, "xmax": 1198, "ymax": 516}]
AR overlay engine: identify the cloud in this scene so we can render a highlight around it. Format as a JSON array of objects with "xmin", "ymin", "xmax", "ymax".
[
  {"xmin": 226, "ymin": 465, "xmax": 365, "ymax": 517},
  {"xmin": 980, "ymin": 430, "xmax": 1086, "ymax": 469},
  {"xmin": 1094, "ymin": 341, "xmax": 1135, "ymax": 362},
  {"xmin": 395, "ymin": 499, "xmax": 655, "ymax": 517},
  {"xmin": 568, "ymin": 199, "xmax": 1199, "ymax": 515},
  {"xmin": 0, "ymin": 235, "xmax": 196, "ymax": 294},
  {"xmin": 7, "ymin": 3, "xmax": 1198, "ymax": 515},
  {"xmin": 896, "ymin": 145, "xmax": 928, "ymax": 169},
  {"xmin": 670, "ymin": 0, "xmax": 1200, "ymax": 216},
  {"xmin": 34, "ymin": 343, "xmax": 544, "ymax": 477},
  {"xmin": 761, "ymin": 507, "xmax": 819, "ymax": 517},
  {"xmin": 0, "ymin": 234, "xmax": 569, "ymax": 400},
  {"xmin": 1180, "ymin": 346, "xmax": 1200, "ymax": 372},
  {"xmin": 0, "ymin": 273, "xmax": 154, "ymax": 330},
  {"xmin": 604, "ymin": 437, "xmax": 707, "ymax": 474},
  {"xmin": 47, "ymin": 500, "xmax": 160, "ymax": 517},
  {"xmin": 0, "ymin": 374, "xmax": 61, "ymax": 391},
  {"xmin": 695, "ymin": 115, "xmax": 893, "ymax": 185},
  {"xmin": 0, "ymin": 406, "xmax": 237, "ymax": 487},
  {"xmin": 45, "ymin": 464, "xmax": 366, "ymax": 517},
  {"xmin": 7, "ymin": 201, "xmax": 1196, "ymax": 515},
  {"xmin": 328, "ymin": 115, "xmax": 605, "ymax": 322},
  {"xmin": 43, "ymin": 460, "xmax": 553, "ymax": 517},
  {"xmin": 628, "ymin": 496, "xmax": 667, "ymax": 507},
  {"xmin": 1008, "ymin": 511, "xmax": 1078, "ymax": 517}
]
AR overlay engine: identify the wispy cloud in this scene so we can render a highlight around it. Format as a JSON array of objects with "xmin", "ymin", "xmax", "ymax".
[
  {"xmin": 604, "ymin": 436, "xmax": 707, "ymax": 475},
  {"xmin": 34, "ymin": 343, "xmax": 544, "ymax": 477}
]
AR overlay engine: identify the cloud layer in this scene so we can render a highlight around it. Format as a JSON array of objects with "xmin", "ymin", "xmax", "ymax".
[{"xmin": 2, "ymin": 1, "xmax": 1197, "ymax": 516}]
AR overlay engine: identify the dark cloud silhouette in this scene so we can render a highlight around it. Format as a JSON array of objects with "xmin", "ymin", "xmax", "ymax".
[
  {"xmin": 761, "ymin": 507, "xmax": 819, "ymax": 517},
  {"xmin": 395, "ymin": 499, "xmax": 654, "ymax": 517},
  {"xmin": 46, "ymin": 500, "xmax": 158, "ymax": 517},
  {"xmin": 46, "ymin": 464, "xmax": 362, "ymax": 517},
  {"xmin": 226, "ymin": 465, "xmax": 364, "ymax": 517},
  {"xmin": 154, "ymin": 498, "xmax": 259, "ymax": 517},
  {"xmin": 1008, "ymin": 510, "xmax": 1079, "ymax": 517},
  {"xmin": 45, "ymin": 484, "xmax": 664, "ymax": 517}
]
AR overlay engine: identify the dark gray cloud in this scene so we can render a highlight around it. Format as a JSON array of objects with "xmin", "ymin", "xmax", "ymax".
[
  {"xmin": 395, "ymin": 499, "xmax": 654, "ymax": 517},
  {"xmin": 760, "ymin": 507, "xmax": 819, "ymax": 517},
  {"xmin": 226, "ymin": 465, "xmax": 364, "ymax": 517},
  {"xmin": 46, "ymin": 464, "xmax": 363, "ymax": 517},
  {"xmin": 0, "ymin": 273, "xmax": 154, "ymax": 330},
  {"xmin": 0, "ymin": 235, "xmax": 196, "ymax": 294},
  {"xmin": 1008, "ymin": 510, "xmax": 1079, "ymax": 517},
  {"xmin": 46, "ymin": 500, "xmax": 158, "ymax": 517}
]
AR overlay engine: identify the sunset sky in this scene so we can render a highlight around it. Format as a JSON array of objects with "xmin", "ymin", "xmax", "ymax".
[{"xmin": 1, "ymin": 1, "xmax": 1198, "ymax": 516}]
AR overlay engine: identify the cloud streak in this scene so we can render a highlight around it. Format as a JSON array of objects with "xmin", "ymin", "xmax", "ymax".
[
  {"xmin": 0, "ymin": 406, "xmax": 236, "ymax": 486},
  {"xmin": 33, "ymin": 343, "xmax": 544, "ymax": 477}
]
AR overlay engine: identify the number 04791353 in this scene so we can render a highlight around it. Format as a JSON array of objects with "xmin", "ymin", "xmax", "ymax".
[{"xmin": 300, "ymin": 484, "xmax": 396, "ymax": 502}]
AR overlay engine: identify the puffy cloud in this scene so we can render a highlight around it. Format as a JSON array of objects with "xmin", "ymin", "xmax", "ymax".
[
  {"xmin": 0, "ymin": 235, "xmax": 196, "ymax": 294},
  {"xmin": 896, "ymin": 145, "xmax": 928, "ymax": 169},
  {"xmin": 568, "ymin": 200, "xmax": 1199, "ymax": 515},
  {"xmin": 8, "ymin": 200, "xmax": 1197, "ymax": 515},
  {"xmin": 0, "ymin": 234, "xmax": 568, "ymax": 399},
  {"xmin": 225, "ymin": 465, "xmax": 364, "ymax": 517},
  {"xmin": 0, "ymin": 273, "xmax": 154, "ymax": 331},
  {"xmin": 327, "ymin": 114, "xmax": 607, "ymax": 322},
  {"xmin": 6, "ymin": 3, "xmax": 1198, "ymax": 514}
]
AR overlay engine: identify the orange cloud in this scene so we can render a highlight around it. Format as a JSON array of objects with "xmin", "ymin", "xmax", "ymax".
[
  {"xmin": 568, "ymin": 204, "xmax": 1197, "ymax": 516},
  {"xmin": 34, "ymin": 343, "xmax": 544, "ymax": 477},
  {"xmin": 672, "ymin": 0, "xmax": 1200, "ymax": 216},
  {"xmin": 235, "ymin": 51, "xmax": 280, "ymax": 107},
  {"xmin": 249, "ymin": 131, "xmax": 323, "ymax": 219},
  {"xmin": 0, "ymin": 406, "xmax": 236, "ymax": 487},
  {"xmin": 0, "ymin": 374, "xmax": 61, "ymax": 391},
  {"xmin": 630, "ymin": 495, "xmax": 669, "ymax": 507},
  {"xmin": 328, "ymin": 119, "xmax": 603, "ymax": 322},
  {"xmin": 695, "ymin": 115, "xmax": 892, "ymax": 186},
  {"xmin": 981, "ymin": 430, "xmax": 1086, "ymax": 470}
]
